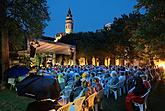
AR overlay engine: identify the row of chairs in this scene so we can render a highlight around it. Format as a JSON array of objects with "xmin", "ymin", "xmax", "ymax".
[
  {"xmin": 57, "ymin": 90, "xmax": 103, "ymax": 111},
  {"xmin": 104, "ymin": 80, "xmax": 151, "ymax": 111}
]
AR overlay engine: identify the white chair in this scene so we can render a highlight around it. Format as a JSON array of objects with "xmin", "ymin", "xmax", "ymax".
[
  {"xmin": 109, "ymin": 81, "xmax": 125, "ymax": 100},
  {"xmin": 118, "ymin": 80, "xmax": 126, "ymax": 96},
  {"xmin": 67, "ymin": 81, "xmax": 74, "ymax": 88},
  {"xmin": 102, "ymin": 83, "xmax": 110, "ymax": 98},
  {"xmin": 110, "ymin": 82, "xmax": 120, "ymax": 100},
  {"xmin": 61, "ymin": 86, "xmax": 72, "ymax": 104},
  {"xmin": 8, "ymin": 78, "xmax": 16, "ymax": 90},
  {"xmin": 103, "ymin": 84, "xmax": 110, "ymax": 98},
  {"xmin": 133, "ymin": 89, "xmax": 150, "ymax": 111}
]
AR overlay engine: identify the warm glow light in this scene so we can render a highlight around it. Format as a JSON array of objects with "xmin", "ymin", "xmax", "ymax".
[
  {"xmin": 154, "ymin": 60, "xmax": 165, "ymax": 70},
  {"xmin": 92, "ymin": 57, "xmax": 95, "ymax": 66},
  {"xmin": 79, "ymin": 58, "xmax": 86, "ymax": 65},
  {"xmin": 116, "ymin": 59, "xmax": 119, "ymax": 65},
  {"xmin": 158, "ymin": 62, "xmax": 165, "ymax": 69}
]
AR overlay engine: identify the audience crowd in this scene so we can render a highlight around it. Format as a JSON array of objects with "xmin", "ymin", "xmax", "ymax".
[{"xmin": 27, "ymin": 65, "xmax": 163, "ymax": 111}]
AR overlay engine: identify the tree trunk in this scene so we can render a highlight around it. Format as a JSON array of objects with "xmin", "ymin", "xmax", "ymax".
[
  {"xmin": 85, "ymin": 58, "xmax": 87, "ymax": 65},
  {"xmin": 119, "ymin": 59, "xmax": 124, "ymax": 66},
  {"xmin": 76, "ymin": 59, "xmax": 79, "ymax": 65},
  {"xmin": 129, "ymin": 59, "xmax": 134, "ymax": 66},
  {"xmin": 26, "ymin": 34, "xmax": 32, "ymax": 54},
  {"xmin": 95, "ymin": 58, "xmax": 97, "ymax": 66},
  {"xmin": 107, "ymin": 58, "xmax": 109, "ymax": 66},
  {"xmin": 87, "ymin": 57, "xmax": 92, "ymax": 65},
  {"xmin": 1, "ymin": 29, "xmax": 9, "ymax": 88},
  {"xmin": 0, "ymin": 0, "xmax": 9, "ymax": 88},
  {"xmin": 61, "ymin": 55, "xmax": 64, "ymax": 65},
  {"xmin": 150, "ymin": 58, "xmax": 154, "ymax": 66},
  {"xmin": 99, "ymin": 57, "xmax": 104, "ymax": 65},
  {"xmin": 110, "ymin": 57, "xmax": 116, "ymax": 65}
]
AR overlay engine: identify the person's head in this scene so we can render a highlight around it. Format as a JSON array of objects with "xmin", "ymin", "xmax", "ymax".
[
  {"xmin": 82, "ymin": 72, "xmax": 87, "ymax": 78},
  {"xmin": 93, "ymin": 77, "xmax": 100, "ymax": 84},
  {"xmin": 90, "ymin": 72, "xmax": 95, "ymax": 77},
  {"xmin": 120, "ymin": 71, "xmax": 125, "ymax": 76},
  {"xmin": 58, "ymin": 73, "xmax": 63, "ymax": 78},
  {"xmin": 141, "ymin": 75, "xmax": 147, "ymax": 81},
  {"xmin": 75, "ymin": 75, "xmax": 80, "ymax": 80},
  {"xmin": 82, "ymin": 80, "xmax": 88, "ymax": 88},
  {"xmin": 110, "ymin": 71, "xmax": 117, "ymax": 77},
  {"xmin": 135, "ymin": 76, "xmax": 143, "ymax": 85}
]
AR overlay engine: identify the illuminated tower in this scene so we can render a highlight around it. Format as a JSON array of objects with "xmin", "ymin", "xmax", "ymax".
[{"xmin": 65, "ymin": 8, "xmax": 73, "ymax": 34}]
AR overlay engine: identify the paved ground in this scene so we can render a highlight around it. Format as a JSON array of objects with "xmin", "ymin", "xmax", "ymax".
[{"xmin": 102, "ymin": 76, "xmax": 165, "ymax": 111}]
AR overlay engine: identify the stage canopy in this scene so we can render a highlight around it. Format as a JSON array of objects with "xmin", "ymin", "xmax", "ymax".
[
  {"xmin": 35, "ymin": 40, "xmax": 75, "ymax": 55},
  {"xmin": 18, "ymin": 37, "xmax": 75, "ymax": 56}
]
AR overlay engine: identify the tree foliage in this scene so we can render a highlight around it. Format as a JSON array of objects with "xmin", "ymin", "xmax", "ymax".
[
  {"xmin": 133, "ymin": 0, "xmax": 165, "ymax": 59},
  {"xmin": 1, "ymin": 0, "xmax": 49, "ymax": 34},
  {"xmin": 0, "ymin": 0, "xmax": 50, "ymax": 85},
  {"xmin": 1, "ymin": 0, "xmax": 50, "ymax": 50}
]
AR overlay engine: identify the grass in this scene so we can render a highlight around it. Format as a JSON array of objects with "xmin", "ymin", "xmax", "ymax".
[
  {"xmin": 0, "ymin": 89, "xmax": 34, "ymax": 111},
  {"xmin": 146, "ymin": 79, "xmax": 165, "ymax": 111},
  {"xmin": 0, "ymin": 88, "xmax": 126, "ymax": 111}
]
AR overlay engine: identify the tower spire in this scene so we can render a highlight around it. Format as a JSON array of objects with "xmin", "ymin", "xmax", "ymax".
[{"xmin": 68, "ymin": 8, "xmax": 71, "ymax": 15}]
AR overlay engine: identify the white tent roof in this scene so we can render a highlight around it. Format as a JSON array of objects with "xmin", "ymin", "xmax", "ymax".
[{"xmin": 35, "ymin": 40, "xmax": 75, "ymax": 55}]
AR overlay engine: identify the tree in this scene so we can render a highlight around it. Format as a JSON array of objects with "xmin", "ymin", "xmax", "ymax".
[
  {"xmin": 0, "ymin": 0, "xmax": 49, "ymax": 87},
  {"xmin": 133, "ymin": 0, "xmax": 165, "ymax": 61},
  {"xmin": 104, "ymin": 12, "xmax": 142, "ymax": 65}
]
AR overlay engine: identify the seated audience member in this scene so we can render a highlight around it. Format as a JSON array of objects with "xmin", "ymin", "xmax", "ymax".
[
  {"xmin": 119, "ymin": 71, "xmax": 126, "ymax": 82},
  {"xmin": 141, "ymin": 75, "xmax": 151, "ymax": 89},
  {"xmin": 109, "ymin": 71, "xmax": 119, "ymax": 85},
  {"xmin": 57, "ymin": 73, "xmax": 65, "ymax": 90},
  {"xmin": 89, "ymin": 72, "xmax": 96, "ymax": 87},
  {"xmin": 74, "ymin": 74, "xmax": 81, "ymax": 88},
  {"xmin": 69, "ymin": 74, "xmax": 82, "ymax": 101},
  {"xmin": 93, "ymin": 77, "xmax": 103, "ymax": 92},
  {"xmin": 82, "ymin": 80, "xmax": 93, "ymax": 98},
  {"xmin": 81, "ymin": 72, "xmax": 88, "ymax": 81},
  {"xmin": 125, "ymin": 77, "xmax": 148, "ymax": 111},
  {"xmin": 126, "ymin": 72, "xmax": 135, "ymax": 90},
  {"xmin": 79, "ymin": 80, "xmax": 94, "ymax": 109},
  {"xmin": 76, "ymin": 80, "xmax": 94, "ymax": 99},
  {"xmin": 93, "ymin": 77, "xmax": 103, "ymax": 110}
]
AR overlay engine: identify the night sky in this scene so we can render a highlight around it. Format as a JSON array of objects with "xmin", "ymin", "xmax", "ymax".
[{"xmin": 44, "ymin": 0, "xmax": 137, "ymax": 37}]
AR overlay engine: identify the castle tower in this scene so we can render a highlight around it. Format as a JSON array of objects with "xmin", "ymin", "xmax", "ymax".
[{"xmin": 65, "ymin": 8, "xmax": 73, "ymax": 34}]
